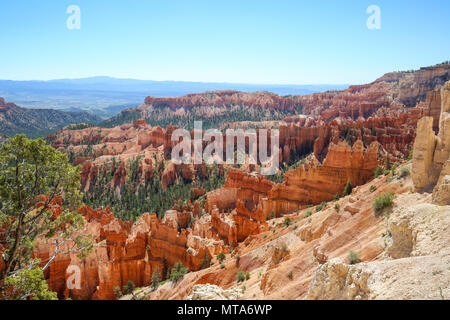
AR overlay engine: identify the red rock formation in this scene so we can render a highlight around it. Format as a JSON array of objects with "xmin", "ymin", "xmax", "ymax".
[
  {"xmin": 161, "ymin": 162, "xmax": 176, "ymax": 190},
  {"xmin": 210, "ymin": 206, "xmax": 267, "ymax": 245},
  {"xmin": 280, "ymin": 107, "xmax": 421, "ymax": 159},
  {"xmin": 191, "ymin": 188, "xmax": 205, "ymax": 200},
  {"xmin": 138, "ymin": 157, "xmax": 154, "ymax": 181},
  {"xmin": 80, "ymin": 161, "xmax": 99, "ymax": 192},
  {"xmin": 413, "ymin": 80, "xmax": 450, "ymax": 205},
  {"xmin": 206, "ymin": 140, "xmax": 379, "ymax": 221},
  {"xmin": 418, "ymin": 90, "xmax": 441, "ymax": 133},
  {"xmin": 297, "ymin": 64, "xmax": 450, "ymax": 117},
  {"xmin": 112, "ymin": 162, "xmax": 127, "ymax": 194},
  {"xmin": 225, "ymin": 169, "xmax": 274, "ymax": 214},
  {"xmin": 143, "ymin": 90, "xmax": 299, "ymax": 112},
  {"xmin": 34, "ymin": 205, "xmax": 213, "ymax": 300},
  {"xmin": 263, "ymin": 140, "xmax": 379, "ymax": 216}
]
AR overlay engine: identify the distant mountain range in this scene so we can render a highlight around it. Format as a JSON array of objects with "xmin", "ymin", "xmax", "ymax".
[
  {"xmin": 0, "ymin": 97, "xmax": 101, "ymax": 140},
  {"xmin": 0, "ymin": 77, "xmax": 348, "ymax": 118}
]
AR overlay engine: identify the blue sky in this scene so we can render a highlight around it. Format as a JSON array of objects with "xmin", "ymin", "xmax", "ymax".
[{"xmin": 0, "ymin": 0, "xmax": 449, "ymax": 84}]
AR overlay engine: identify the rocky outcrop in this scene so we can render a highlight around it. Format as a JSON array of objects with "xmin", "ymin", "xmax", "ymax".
[
  {"xmin": 205, "ymin": 188, "xmax": 237, "ymax": 213},
  {"xmin": 210, "ymin": 206, "xmax": 267, "ymax": 245},
  {"xmin": 187, "ymin": 284, "xmax": 243, "ymax": 300},
  {"xmin": 433, "ymin": 170, "xmax": 450, "ymax": 205},
  {"xmin": 392, "ymin": 64, "xmax": 450, "ymax": 108},
  {"xmin": 412, "ymin": 117, "xmax": 437, "ymax": 190},
  {"xmin": 412, "ymin": 81, "xmax": 450, "ymax": 204},
  {"xmin": 80, "ymin": 161, "xmax": 99, "ymax": 192},
  {"xmin": 306, "ymin": 202, "xmax": 450, "ymax": 300},
  {"xmin": 35, "ymin": 205, "xmax": 212, "ymax": 300},
  {"xmin": 419, "ymin": 90, "xmax": 441, "ymax": 133},
  {"xmin": 263, "ymin": 140, "xmax": 379, "ymax": 216}
]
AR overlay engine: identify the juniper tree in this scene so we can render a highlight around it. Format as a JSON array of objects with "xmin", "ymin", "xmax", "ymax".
[
  {"xmin": 151, "ymin": 268, "xmax": 161, "ymax": 291},
  {"xmin": 0, "ymin": 135, "xmax": 93, "ymax": 299}
]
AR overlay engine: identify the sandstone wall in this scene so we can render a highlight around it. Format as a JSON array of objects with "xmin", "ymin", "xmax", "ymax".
[{"xmin": 412, "ymin": 81, "xmax": 450, "ymax": 205}]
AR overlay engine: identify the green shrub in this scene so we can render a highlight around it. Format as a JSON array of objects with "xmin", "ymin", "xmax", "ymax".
[
  {"xmin": 316, "ymin": 202, "xmax": 327, "ymax": 212},
  {"xmin": 334, "ymin": 193, "xmax": 340, "ymax": 201},
  {"xmin": 374, "ymin": 166, "xmax": 383, "ymax": 178},
  {"xmin": 217, "ymin": 252, "xmax": 226, "ymax": 263},
  {"xmin": 373, "ymin": 192, "xmax": 395, "ymax": 212},
  {"xmin": 408, "ymin": 147, "xmax": 414, "ymax": 160},
  {"xmin": 304, "ymin": 210, "xmax": 312, "ymax": 218},
  {"xmin": 201, "ymin": 252, "xmax": 211, "ymax": 269},
  {"xmin": 169, "ymin": 262, "xmax": 188, "ymax": 283},
  {"xmin": 283, "ymin": 217, "xmax": 292, "ymax": 227},
  {"xmin": 281, "ymin": 243, "xmax": 288, "ymax": 252},
  {"xmin": 369, "ymin": 185, "xmax": 377, "ymax": 192},
  {"xmin": 348, "ymin": 251, "xmax": 360, "ymax": 264},
  {"xmin": 399, "ymin": 167, "xmax": 410, "ymax": 178},
  {"xmin": 235, "ymin": 254, "xmax": 240, "ymax": 266},
  {"xmin": 245, "ymin": 272, "xmax": 250, "ymax": 280},
  {"xmin": 342, "ymin": 180, "xmax": 353, "ymax": 196},
  {"xmin": 237, "ymin": 271, "xmax": 246, "ymax": 283},
  {"xmin": 114, "ymin": 286, "xmax": 123, "ymax": 299},
  {"xmin": 287, "ymin": 271, "xmax": 293, "ymax": 280},
  {"xmin": 334, "ymin": 203, "xmax": 340, "ymax": 211},
  {"xmin": 123, "ymin": 280, "xmax": 135, "ymax": 295},
  {"xmin": 391, "ymin": 163, "xmax": 399, "ymax": 175}
]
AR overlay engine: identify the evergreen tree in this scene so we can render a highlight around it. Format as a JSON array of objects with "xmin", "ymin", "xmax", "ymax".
[
  {"xmin": 0, "ymin": 135, "xmax": 93, "ymax": 299},
  {"xmin": 342, "ymin": 180, "xmax": 353, "ymax": 197},
  {"xmin": 151, "ymin": 268, "xmax": 161, "ymax": 291}
]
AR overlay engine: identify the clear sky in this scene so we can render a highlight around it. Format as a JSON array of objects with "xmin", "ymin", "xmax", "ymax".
[{"xmin": 0, "ymin": 0, "xmax": 449, "ymax": 84}]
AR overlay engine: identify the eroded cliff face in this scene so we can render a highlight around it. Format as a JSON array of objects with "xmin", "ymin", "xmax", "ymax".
[
  {"xmin": 206, "ymin": 140, "xmax": 379, "ymax": 220},
  {"xmin": 143, "ymin": 90, "xmax": 300, "ymax": 112},
  {"xmin": 392, "ymin": 64, "xmax": 450, "ymax": 108},
  {"xmin": 264, "ymin": 141, "xmax": 379, "ymax": 215},
  {"xmin": 412, "ymin": 81, "xmax": 450, "ymax": 205},
  {"xmin": 35, "ymin": 205, "xmax": 211, "ymax": 300}
]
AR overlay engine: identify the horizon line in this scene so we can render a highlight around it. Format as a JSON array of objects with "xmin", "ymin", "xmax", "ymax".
[{"xmin": 0, "ymin": 76, "xmax": 352, "ymax": 87}]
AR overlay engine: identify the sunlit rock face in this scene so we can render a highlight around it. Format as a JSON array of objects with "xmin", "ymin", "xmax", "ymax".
[
  {"xmin": 35, "ymin": 205, "xmax": 213, "ymax": 300},
  {"xmin": 413, "ymin": 80, "xmax": 450, "ymax": 204}
]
